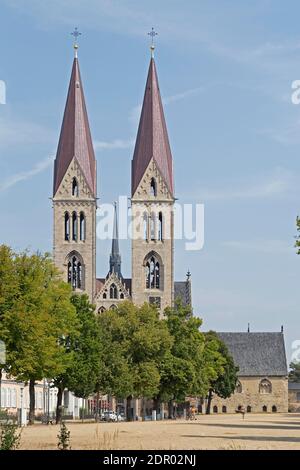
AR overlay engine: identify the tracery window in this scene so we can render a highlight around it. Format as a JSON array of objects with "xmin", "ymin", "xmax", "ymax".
[
  {"xmin": 67, "ymin": 255, "xmax": 83, "ymax": 289},
  {"xmin": 145, "ymin": 255, "xmax": 160, "ymax": 289}
]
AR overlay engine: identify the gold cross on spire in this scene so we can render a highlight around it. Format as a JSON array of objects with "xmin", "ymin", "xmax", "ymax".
[
  {"xmin": 148, "ymin": 27, "xmax": 158, "ymax": 58},
  {"xmin": 71, "ymin": 27, "xmax": 82, "ymax": 58}
]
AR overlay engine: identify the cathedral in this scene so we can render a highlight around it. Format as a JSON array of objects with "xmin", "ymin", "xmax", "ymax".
[{"xmin": 52, "ymin": 41, "xmax": 191, "ymax": 312}]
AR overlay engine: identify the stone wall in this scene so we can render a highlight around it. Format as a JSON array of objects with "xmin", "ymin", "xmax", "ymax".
[{"xmin": 210, "ymin": 376, "xmax": 288, "ymax": 414}]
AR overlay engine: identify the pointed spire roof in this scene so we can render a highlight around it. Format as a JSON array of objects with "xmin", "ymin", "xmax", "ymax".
[
  {"xmin": 132, "ymin": 58, "xmax": 174, "ymax": 197},
  {"xmin": 53, "ymin": 57, "xmax": 96, "ymax": 197},
  {"xmin": 109, "ymin": 202, "xmax": 122, "ymax": 277}
]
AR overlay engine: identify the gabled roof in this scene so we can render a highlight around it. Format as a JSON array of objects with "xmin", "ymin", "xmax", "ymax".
[
  {"xmin": 218, "ymin": 332, "xmax": 288, "ymax": 377},
  {"xmin": 132, "ymin": 58, "xmax": 174, "ymax": 197},
  {"xmin": 53, "ymin": 57, "xmax": 96, "ymax": 197}
]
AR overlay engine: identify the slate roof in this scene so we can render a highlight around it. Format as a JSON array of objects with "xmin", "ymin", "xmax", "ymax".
[
  {"xmin": 174, "ymin": 281, "xmax": 192, "ymax": 307},
  {"xmin": 288, "ymin": 382, "xmax": 300, "ymax": 390},
  {"xmin": 218, "ymin": 332, "xmax": 288, "ymax": 377},
  {"xmin": 53, "ymin": 57, "xmax": 96, "ymax": 197},
  {"xmin": 131, "ymin": 58, "xmax": 174, "ymax": 197}
]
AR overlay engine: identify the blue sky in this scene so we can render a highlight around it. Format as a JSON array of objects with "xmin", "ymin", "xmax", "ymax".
[{"xmin": 0, "ymin": 0, "xmax": 300, "ymax": 361}]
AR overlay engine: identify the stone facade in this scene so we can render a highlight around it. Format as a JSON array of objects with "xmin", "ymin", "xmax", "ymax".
[
  {"xmin": 131, "ymin": 159, "xmax": 174, "ymax": 312},
  {"xmin": 210, "ymin": 376, "xmax": 288, "ymax": 414},
  {"xmin": 53, "ymin": 158, "xmax": 97, "ymax": 302}
]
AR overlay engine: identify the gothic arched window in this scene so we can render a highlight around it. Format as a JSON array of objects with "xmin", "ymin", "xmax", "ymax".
[
  {"xmin": 120, "ymin": 293, "xmax": 124, "ymax": 299},
  {"xmin": 150, "ymin": 178, "xmax": 157, "ymax": 197},
  {"xmin": 98, "ymin": 307, "xmax": 106, "ymax": 314},
  {"xmin": 103, "ymin": 292, "xmax": 107, "ymax": 299},
  {"xmin": 67, "ymin": 255, "xmax": 83, "ymax": 290},
  {"xmin": 213, "ymin": 406, "xmax": 218, "ymax": 414},
  {"xmin": 80, "ymin": 212, "xmax": 85, "ymax": 241},
  {"xmin": 72, "ymin": 178, "xmax": 79, "ymax": 197},
  {"xmin": 259, "ymin": 379, "xmax": 272, "ymax": 394},
  {"xmin": 72, "ymin": 212, "xmax": 77, "ymax": 241},
  {"xmin": 158, "ymin": 212, "xmax": 163, "ymax": 241},
  {"xmin": 110, "ymin": 283, "xmax": 118, "ymax": 299},
  {"xmin": 236, "ymin": 381, "xmax": 242, "ymax": 394},
  {"xmin": 64, "ymin": 212, "xmax": 70, "ymax": 241},
  {"xmin": 145, "ymin": 255, "xmax": 160, "ymax": 289},
  {"xmin": 150, "ymin": 213, "xmax": 155, "ymax": 241},
  {"xmin": 143, "ymin": 213, "xmax": 148, "ymax": 240}
]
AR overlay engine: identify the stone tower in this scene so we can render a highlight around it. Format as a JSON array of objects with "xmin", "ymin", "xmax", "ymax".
[
  {"xmin": 52, "ymin": 51, "xmax": 97, "ymax": 301},
  {"xmin": 131, "ymin": 54, "xmax": 175, "ymax": 312}
]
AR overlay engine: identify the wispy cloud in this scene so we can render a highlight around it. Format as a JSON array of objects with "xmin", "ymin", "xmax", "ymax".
[
  {"xmin": 0, "ymin": 155, "xmax": 54, "ymax": 192},
  {"xmin": 258, "ymin": 119, "xmax": 300, "ymax": 146},
  {"xmin": 0, "ymin": 116, "xmax": 54, "ymax": 149},
  {"xmin": 221, "ymin": 239, "xmax": 294, "ymax": 255},
  {"xmin": 94, "ymin": 138, "xmax": 134, "ymax": 151},
  {"xmin": 196, "ymin": 168, "xmax": 295, "ymax": 202},
  {"xmin": 129, "ymin": 87, "xmax": 204, "ymax": 127}
]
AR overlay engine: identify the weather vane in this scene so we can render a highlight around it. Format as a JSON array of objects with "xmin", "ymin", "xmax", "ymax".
[
  {"xmin": 71, "ymin": 27, "xmax": 82, "ymax": 57},
  {"xmin": 148, "ymin": 27, "xmax": 158, "ymax": 58}
]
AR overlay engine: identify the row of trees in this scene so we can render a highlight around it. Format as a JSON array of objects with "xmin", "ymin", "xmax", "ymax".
[{"xmin": 0, "ymin": 246, "xmax": 238, "ymax": 424}]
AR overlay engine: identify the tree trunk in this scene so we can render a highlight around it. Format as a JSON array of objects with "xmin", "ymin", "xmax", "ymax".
[
  {"xmin": 126, "ymin": 396, "xmax": 132, "ymax": 421},
  {"xmin": 206, "ymin": 389, "xmax": 213, "ymax": 415},
  {"xmin": 153, "ymin": 397, "xmax": 160, "ymax": 413},
  {"xmin": 168, "ymin": 400, "xmax": 173, "ymax": 419},
  {"xmin": 95, "ymin": 391, "xmax": 100, "ymax": 422},
  {"xmin": 29, "ymin": 378, "xmax": 35, "ymax": 425},
  {"xmin": 141, "ymin": 399, "xmax": 146, "ymax": 421},
  {"xmin": 56, "ymin": 386, "xmax": 64, "ymax": 424}
]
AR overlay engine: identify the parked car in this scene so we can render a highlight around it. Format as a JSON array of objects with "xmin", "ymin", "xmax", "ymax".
[{"xmin": 103, "ymin": 411, "xmax": 118, "ymax": 422}]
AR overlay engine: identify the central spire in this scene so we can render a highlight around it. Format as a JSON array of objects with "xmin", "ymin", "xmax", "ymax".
[
  {"xmin": 131, "ymin": 54, "xmax": 174, "ymax": 197},
  {"xmin": 109, "ymin": 202, "xmax": 122, "ymax": 277}
]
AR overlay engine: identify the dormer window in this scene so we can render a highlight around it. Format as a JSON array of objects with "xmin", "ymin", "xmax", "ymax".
[
  {"xmin": 72, "ymin": 178, "xmax": 79, "ymax": 197},
  {"xmin": 150, "ymin": 178, "xmax": 157, "ymax": 197}
]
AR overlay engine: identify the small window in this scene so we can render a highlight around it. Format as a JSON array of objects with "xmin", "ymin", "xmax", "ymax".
[
  {"xmin": 247, "ymin": 405, "xmax": 252, "ymax": 413},
  {"xmin": 262, "ymin": 405, "xmax": 267, "ymax": 412},
  {"xmin": 213, "ymin": 406, "xmax": 218, "ymax": 414},
  {"xmin": 149, "ymin": 296, "xmax": 161, "ymax": 308},
  {"xmin": 98, "ymin": 307, "xmax": 106, "ymax": 314},
  {"xmin": 103, "ymin": 293, "xmax": 107, "ymax": 299},
  {"xmin": 272, "ymin": 405, "xmax": 277, "ymax": 413},
  {"xmin": 80, "ymin": 212, "xmax": 85, "ymax": 241},
  {"xmin": 150, "ymin": 178, "xmax": 157, "ymax": 197},
  {"xmin": 64, "ymin": 212, "xmax": 70, "ymax": 241},
  {"xmin": 72, "ymin": 212, "xmax": 77, "ymax": 241},
  {"xmin": 158, "ymin": 212, "xmax": 163, "ymax": 241},
  {"xmin": 236, "ymin": 381, "xmax": 242, "ymax": 393},
  {"xmin": 72, "ymin": 178, "xmax": 79, "ymax": 197},
  {"xmin": 222, "ymin": 406, "xmax": 227, "ymax": 413},
  {"xmin": 143, "ymin": 213, "xmax": 148, "ymax": 240},
  {"xmin": 150, "ymin": 213, "xmax": 155, "ymax": 241},
  {"xmin": 259, "ymin": 379, "xmax": 272, "ymax": 394},
  {"xmin": 120, "ymin": 293, "xmax": 124, "ymax": 299}
]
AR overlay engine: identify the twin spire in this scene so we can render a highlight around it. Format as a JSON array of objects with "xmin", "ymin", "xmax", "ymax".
[
  {"xmin": 53, "ymin": 30, "xmax": 173, "ymax": 271},
  {"xmin": 53, "ymin": 54, "xmax": 96, "ymax": 197}
]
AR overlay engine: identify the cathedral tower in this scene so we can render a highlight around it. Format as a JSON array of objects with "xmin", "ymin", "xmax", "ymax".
[
  {"xmin": 131, "ymin": 50, "xmax": 175, "ymax": 312},
  {"xmin": 52, "ymin": 47, "xmax": 97, "ymax": 301}
]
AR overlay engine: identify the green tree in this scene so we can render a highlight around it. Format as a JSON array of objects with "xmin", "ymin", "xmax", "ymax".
[
  {"xmin": 97, "ymin": 301, "xmax": 173, "ymax": 420},
  {"xmin": 53, "ymin": 294, "xmax": 101, "ymax": 423},
  {"xmin": 204, "ymin": 331, "xmax": 238, "ymax": 414},
  {"xmin": 289, "ymin": 361, "xmax": 300, "ymax": 382},
  {"xmin": 2, "ymin": 252, "xmax": 77, "ymax": 424},
  {"xmin": 0, "ymin": 245, "xmax": 19, "ymax": 409},
  {"xmin": 160, "ymin": 301, "xmax": 207, "ymax": 416}
]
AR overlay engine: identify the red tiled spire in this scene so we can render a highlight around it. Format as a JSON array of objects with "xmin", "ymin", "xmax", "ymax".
[
  {"xmin": 53, "ymin": 57, "xmax": 96, "ymax": 197},
  {"xmin": 131, "ymin": 58, "xmax": 174, "ymax": 197}
]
